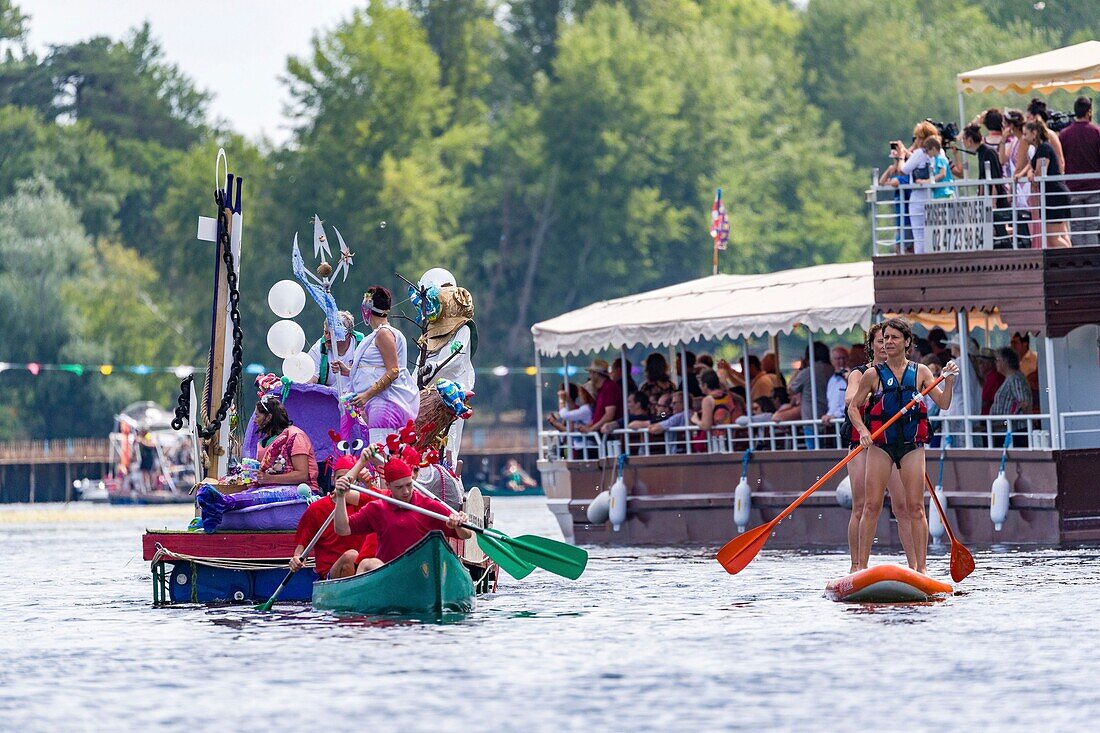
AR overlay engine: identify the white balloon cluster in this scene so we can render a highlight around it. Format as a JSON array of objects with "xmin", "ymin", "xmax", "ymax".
[{"xmin": 266, "ymin": 280, "xmax": 314, "ymax": 383}]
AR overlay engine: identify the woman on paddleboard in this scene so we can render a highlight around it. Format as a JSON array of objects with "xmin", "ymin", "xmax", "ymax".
[{"xmin": 846, "ymin": 317, "xmax": 959, "ymax": 574}]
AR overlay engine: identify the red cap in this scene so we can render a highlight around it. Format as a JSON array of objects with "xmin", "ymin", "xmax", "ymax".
[
  {"xmin": 333, "ymin": 455, "xmax": 358, "ymax": 473},
  {"xmin": 383, "ymin": 457, "xmax": 413, "ymax": 483}
]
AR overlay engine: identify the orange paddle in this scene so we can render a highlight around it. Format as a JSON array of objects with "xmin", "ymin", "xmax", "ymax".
[
  {"xmin": 924, "ymin": 473, "xmax": 975, "ymax": 582},
  {"xmin": 716, "ymin": 373, "xmax": 948, "ymax": 575}
]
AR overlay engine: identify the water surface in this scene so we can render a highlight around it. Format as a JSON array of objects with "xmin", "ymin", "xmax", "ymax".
[{"xmin": 1, "ymin": 498, "xmax": 1097, "ymax": 732}]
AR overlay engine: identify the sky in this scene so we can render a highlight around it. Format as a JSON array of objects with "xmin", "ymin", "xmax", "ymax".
[{"xmin": 25, "ymin": 0, "xmax": 362, "ymax": 143}]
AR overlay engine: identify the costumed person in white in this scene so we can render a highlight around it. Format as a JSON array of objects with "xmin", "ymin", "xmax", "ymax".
[
  {"xmin": 347, "ymin": 285, "xmax": 420, "ymax": 444},
  {"xmin": 417, "ymin": 268, "xmax": 476, "ymax": 467},
  {"xmin": 307, "ymin": 311, "xmax": 363, "ymax": 386}
]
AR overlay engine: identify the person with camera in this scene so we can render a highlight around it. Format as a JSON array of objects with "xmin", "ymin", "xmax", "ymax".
[
  {"xmin": 1058, "ymin": 96, "xmax": 1100, "ymax": 246},
  {"xmin": 890, "ymin": 120, "xmax": 940, "ymax": 253},
  {"xmin": 1026, "ymin": 99, "xmax": 1065, "ymax": 171}
]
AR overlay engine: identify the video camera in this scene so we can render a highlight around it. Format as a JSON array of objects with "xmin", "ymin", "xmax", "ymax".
[
  {"xmin": 1048, "ymin": 111, "xmax": 1074, "ymax": 133},
  {"xmin": 925, "ymin": 118, "xmax": 959, "ymax": 146}
]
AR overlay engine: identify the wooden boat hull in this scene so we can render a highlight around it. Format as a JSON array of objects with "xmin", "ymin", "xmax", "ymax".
[
  {"xmin": 825, "ymin": 564, "xmax": 953, "ymax": 603},
  {"xmin": 311, "ymin": 531, "xmax": 476, "ymax": 616}
]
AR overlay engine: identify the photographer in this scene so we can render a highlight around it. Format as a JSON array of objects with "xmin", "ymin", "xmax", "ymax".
[
  {"xmin": 952, "ymin": 125, "xmax": 1012, "ymax": 247},
  {"xmin": 890, "ymin": 121, "xmax": 940, "ymax": 253}
]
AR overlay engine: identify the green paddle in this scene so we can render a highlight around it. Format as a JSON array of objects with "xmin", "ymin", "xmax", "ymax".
[{"xmin": 347, "ymin": 482, "xmax": 587, "ymax": 580}]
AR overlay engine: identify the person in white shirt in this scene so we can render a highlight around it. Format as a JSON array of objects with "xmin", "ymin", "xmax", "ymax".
[
  {"xmin": 307, "ymin": 311, "xmax": 362, "ymax": 387},
  {"xmin": 821, "ymin": 346, "xmax": 850, "ymax": 434}
]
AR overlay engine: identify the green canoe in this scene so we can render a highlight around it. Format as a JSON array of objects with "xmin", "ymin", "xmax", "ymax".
[{"xmin": 311, "ymin": 531, "xmax": 476, "ymax": 617}]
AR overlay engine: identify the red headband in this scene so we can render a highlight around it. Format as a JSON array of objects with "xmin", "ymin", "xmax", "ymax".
[{"xmin": 333, "ymin": 455, "xmax": 358, "ymax": 473}]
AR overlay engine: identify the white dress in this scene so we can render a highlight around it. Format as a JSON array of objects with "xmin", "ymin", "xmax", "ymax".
[{"xmin": 348, "ymin": 324, "xmax": 420, "ymax": 442}]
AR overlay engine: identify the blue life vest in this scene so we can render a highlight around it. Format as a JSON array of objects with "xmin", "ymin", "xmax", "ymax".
[{"xmin": 867, "ymin": 361, "xmax": 929, "ymax": 446}]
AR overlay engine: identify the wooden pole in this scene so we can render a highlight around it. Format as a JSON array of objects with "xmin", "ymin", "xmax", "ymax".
[
  {"xmin": 65, "ymin": 461, "xmax": 72, "ymax": 503},
  {"xmin": 29, "ymin": 463, "xmax": 35, "ymax": 503}
]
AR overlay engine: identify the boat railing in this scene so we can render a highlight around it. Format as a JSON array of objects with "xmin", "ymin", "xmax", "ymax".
[
  {"xmin": 867, "ymin": 167, "xmax": 1100, "ymax": 256},
  {"xmin": 1058, "ymin": 410, "xmax": 1100, "ymax": 450},
  {"xmin": 538, "ymin": 412, "xmax": 1058, "ymax": 461}
]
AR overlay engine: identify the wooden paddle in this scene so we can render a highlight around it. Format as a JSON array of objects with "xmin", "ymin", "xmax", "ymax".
[
  {"xmin": 924, "ymin": 473, "xmax": 974, "ymax": 582},
  {"xmin": 346, "ymin": 483, "xmax": 588, "ymax": 581},
  {"xmin": 255, "ymin": 508, "xmax": 335, "ymax": 611},
  {"xmin": 717, "ymin": 373, "xmax": 949, "ymax": 575}
]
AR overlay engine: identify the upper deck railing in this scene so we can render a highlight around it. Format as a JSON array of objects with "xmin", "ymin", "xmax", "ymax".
[{"xmin": 868, "ymin": 168, "xmax": 1100, "ymax": 256}]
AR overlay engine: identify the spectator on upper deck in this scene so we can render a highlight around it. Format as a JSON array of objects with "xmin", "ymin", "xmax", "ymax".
[
  {"xmin": 1059, "ymin": 96, "xmax": 1100, "ymax": 246},
  {"xmin": 695, "ymin": 354, "xmax": 714, "ymax": 374},
  {"xmin": 676, "ymin": 349, "xmax": 703, "ymax": 400},
  {"xmin": 894, "ymin": 121, "xmax": 940, "ymax": 253},
  {"xmin": 1026, "ymin": 99, "xmax": 1065, "ymax": 172},
  {"xmin": 1017, "ymin": 120, "xmax": 1072, "ymax": 248},
  {"xmin": 625, "ymin": 391, "xmax": 655, "ymax": 429},
  {"xmin": 1002, "ymin": 110, "xmax": 1034, "ymax": 247},
  {"xmin": 736, "ymin": 396, "xmax": 777, "ymax": 426},
  {"xmin": 821, "ymin": 346, "xmax": 849, "ymax": 428},
  {"xmin": 611, "ymin": 357, "xmax": 638, "ymax": 394},
  {"xmin": 954, "ymin": 125, "xmax": 1012, "ymax": 247},
  {"xmin": 927, "ymin": 327, "xmax": 949, "ymax": 361},
  {"xmin": 648, "ymin": 391, "xmax": 687, "ymax": 452},
  {"xmin": 923, "ymin": 137, "xmax": 955, "ymax": 199},
  {"xmin": 761, "ymin": 351, "xmax": 786, "ymax": 388},
  {"xmin": 971, "ymin": 108, "xmax": 1004, "ymax": 148}
]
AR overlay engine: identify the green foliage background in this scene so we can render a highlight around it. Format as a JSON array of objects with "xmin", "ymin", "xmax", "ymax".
[{"xmin": 0, "ymin": 0, "xmax": 1095, "ymax": 438}]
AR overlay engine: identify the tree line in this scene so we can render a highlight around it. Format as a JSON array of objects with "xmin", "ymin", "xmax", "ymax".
[{"xmin": 0, "ymin": 0, "xmax": 1091, "ymax": 439}]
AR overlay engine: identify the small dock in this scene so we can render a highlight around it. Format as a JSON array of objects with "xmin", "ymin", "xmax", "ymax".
[{"xmin": 0, "ymin": 439, "xmax": 111, "ymax": 503}]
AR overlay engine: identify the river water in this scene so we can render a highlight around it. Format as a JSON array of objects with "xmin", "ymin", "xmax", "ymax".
[{"xmin": 1, "ymin": 497, "xmax": 1098, "ymax": 732}]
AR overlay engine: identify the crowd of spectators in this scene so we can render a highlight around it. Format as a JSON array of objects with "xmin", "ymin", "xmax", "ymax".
[
  {"xmin": 879, "ymin": 96, "xmax": 1100, "ymax": 252},
  {"xmin": 546, "ymin": 329, "xmax": 1044, "ymax": 457}
]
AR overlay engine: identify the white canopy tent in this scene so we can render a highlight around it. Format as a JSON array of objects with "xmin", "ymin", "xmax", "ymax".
[
  {"xmin": 955, "ymin": 41, "xmax": 1100, "ymax": 131},
  {"xmin": 531, "ymin": 261, "xmax": 874, "ymax": 358},
  {"xmin": 957, "ymin": 41, "xmax": 1100, "ymax": 95}
]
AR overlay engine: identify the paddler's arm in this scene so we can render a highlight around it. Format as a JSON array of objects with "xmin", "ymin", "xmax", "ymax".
[
  {"xmin": 926, "ymin": 360, "xmax": 959, "ymax": 410},
  {"xmin": 446, "ymin": 511, "xmax": 474, "ymax": 540},
  {"xmin": 290, "ymin": 543, "xmax": 307, "ymax": 571},
  {"xmin": 332, "ymin": 481, "xmax": 351, "ymax": 535},
  {"xmin": 847, "ymin": 368, "xmax": 878, "ymax": 448}
]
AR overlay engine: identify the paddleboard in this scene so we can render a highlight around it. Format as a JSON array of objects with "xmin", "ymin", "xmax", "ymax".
[{"xmin": 825, "ymin": 564, "xmax": 953, "ymax": 603}]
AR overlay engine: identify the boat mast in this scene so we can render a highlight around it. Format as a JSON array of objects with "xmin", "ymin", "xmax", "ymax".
[{"xmin": 195, "ymin": 150, "xmax": 245, "ymax": 479}]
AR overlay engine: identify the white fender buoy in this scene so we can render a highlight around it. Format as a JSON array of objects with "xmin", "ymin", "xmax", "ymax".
[
  {"xmin": 609, "ymin": 476, "xmax": 628, "ymax": 531},
  {"xmin": 835, "ymin": 475, "xmax": 853, "ymax": 510},
  {"xmin": 734, "ymin": 476, "xmax": 752, "ymax": 533},
  {"xmin": 928, "ymin": 484, "xmax": 948, "ymax": 543},
  {"xmin": 587, "ymin": 490, "xmax": 610, "ymax": 525},
  {"xmin": 991, "ymin": 470, "xmax": 1010, "ymax": 531}
]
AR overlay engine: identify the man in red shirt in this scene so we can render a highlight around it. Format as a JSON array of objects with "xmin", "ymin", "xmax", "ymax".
[
  {"xmin": 289, "ymin": 456, "xmax": 378, "ymax": 580},
  {"xmin": 333, "ymin": 455, "xmax": 471, "ymax": 574},
  {"xmin": 1059, "ymin": 96, "xmax": 1100, "ymax": 246},
  {"xmin": 577, "ymin": 358, "xmax": 620, "ymax": 434}
]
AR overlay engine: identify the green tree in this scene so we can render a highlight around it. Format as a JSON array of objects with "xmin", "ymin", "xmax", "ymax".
[{"xmin": 801, "ymin": 0, "xmax": 1058, "ymax": 170}]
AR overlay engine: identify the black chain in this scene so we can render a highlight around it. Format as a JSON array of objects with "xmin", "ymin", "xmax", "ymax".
[{"xmin": 170, "ymin": 187, "xmax": 245, "ymax": 437}]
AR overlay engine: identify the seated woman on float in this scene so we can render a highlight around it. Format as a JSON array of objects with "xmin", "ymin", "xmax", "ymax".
[
  {"xmin": 253, "ymin": 395, "xmax": 319, "ymax": 490},
  {"xmin": 333, "ymin": 452, "xmax": 471, "ymax": 575}
]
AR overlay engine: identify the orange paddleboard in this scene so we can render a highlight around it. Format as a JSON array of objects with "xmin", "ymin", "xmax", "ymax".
[{"xmin": 825, "ymin": 564, "xmax": 953, "ymax": 603}]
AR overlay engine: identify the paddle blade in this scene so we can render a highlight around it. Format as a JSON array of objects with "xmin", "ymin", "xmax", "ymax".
[
  {"xmin": 508, "ymin": 534, "xmax": 589, "ymax": 580},
  {"xmin": 950, "ymin": 541, "xmax": 976, "ymax": 583},
  {"xmin": 254, "ymin": 597, "xmax": 275, "ymax": 612},
  {"xmin": 477, "ymin": 532, "xmax": 535, "ymax": 580},
  {"xmin": 716, "ymin": 521, "xmax": 775, "ymax": 575}
]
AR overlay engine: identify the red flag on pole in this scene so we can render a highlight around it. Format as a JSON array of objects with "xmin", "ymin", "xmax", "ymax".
[{"xmin": 710, "ymin": 188, "xmax": 729, "ymax": 252}]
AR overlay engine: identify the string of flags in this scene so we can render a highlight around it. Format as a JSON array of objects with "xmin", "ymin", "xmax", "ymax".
[{"xmin": 0, "ymin": 361, "xmax": 544, "ymax": 378}]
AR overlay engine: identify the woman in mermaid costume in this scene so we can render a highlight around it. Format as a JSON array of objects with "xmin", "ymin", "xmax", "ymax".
[{"xmin": 196, "ymin": 395, "xmax": 319, "ymax": 532}]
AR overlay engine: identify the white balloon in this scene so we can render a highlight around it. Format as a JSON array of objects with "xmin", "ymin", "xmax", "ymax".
[
  {"xmin": 282, "ymin": 353, "xmax": 315, "ymax": 383},
  {"xmin": 267, "ymin": 320, "xmax": 306, "ymax": 358},
  {"xmin": 267, "ymin": 280, "xmax": 306, "ymax": 318}
]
